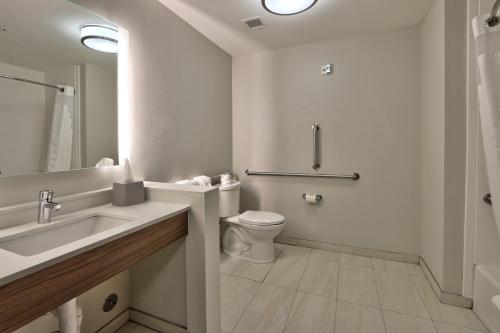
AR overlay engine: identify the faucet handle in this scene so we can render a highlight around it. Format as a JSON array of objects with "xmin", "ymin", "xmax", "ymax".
[
  {"xmin": 46, "ymin": 202, "xmax": 61, "ymax": 212},
  {"xmin": 39, "ymin": 190, "xmax": 55, "ymax": 202}
]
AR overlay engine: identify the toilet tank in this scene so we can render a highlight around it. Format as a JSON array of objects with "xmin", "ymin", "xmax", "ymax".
[{"xmin": 219, "ymin": 181, "xmax": 241, "ymax": 218}]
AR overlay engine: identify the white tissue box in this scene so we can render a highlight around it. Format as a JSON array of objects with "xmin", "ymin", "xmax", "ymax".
[{"xmin": 112, "ymin": 181, "xmax": 145, "ymax": 206}]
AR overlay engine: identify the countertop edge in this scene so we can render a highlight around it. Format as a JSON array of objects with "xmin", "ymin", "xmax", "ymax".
[{"xmin": 0, "ymin": 202, "xmax": 190, "ymax": 287}]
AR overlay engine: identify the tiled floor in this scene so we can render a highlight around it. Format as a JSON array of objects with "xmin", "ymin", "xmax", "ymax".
[
  {"xmin": 115, "ymin": 322, "xmax": 157, "ymax": 333},
  {"xmin": 220, "ymin": 244, "xmax": 489, "ymax": 333}
]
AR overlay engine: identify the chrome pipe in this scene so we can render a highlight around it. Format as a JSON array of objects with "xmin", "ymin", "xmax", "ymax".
[
  {"xmin": 312, "ymin": 123, "xmax": 320, "ymax": 170},
  {"xmin": 486, "ymin": 0, "xmax": 500, "ymax": 27},
  {"xmin": 0, "ymin": 74, "xmax": 65, "ymax": 92},
  {"xmin": 245, "ymin": 169, "xmax": 360, "ymax": 180}
]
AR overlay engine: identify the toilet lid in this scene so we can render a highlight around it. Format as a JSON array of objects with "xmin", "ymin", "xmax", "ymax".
[{"xmin": 239, "ymin": 211, "xmax": 286, "ymax": 226}]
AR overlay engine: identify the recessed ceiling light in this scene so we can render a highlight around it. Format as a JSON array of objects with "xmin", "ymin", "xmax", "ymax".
[
  {"xmin": 261, "ymin": 0, "xmax": 318, "ymax": 15},
  {"xmin": 80, "ymin": 24, "xmax": 118, "ymax": 54}
]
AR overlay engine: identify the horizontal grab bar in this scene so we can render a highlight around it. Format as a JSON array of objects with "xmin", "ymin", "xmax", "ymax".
[{"xmin": 245, "ymin": 169, "xmax": 360, "ymax": 180}]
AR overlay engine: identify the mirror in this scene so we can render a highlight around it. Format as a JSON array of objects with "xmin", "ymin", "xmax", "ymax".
[{"xmin": 0, "ymin": 0, "xmax": 118, "ymax": 177}]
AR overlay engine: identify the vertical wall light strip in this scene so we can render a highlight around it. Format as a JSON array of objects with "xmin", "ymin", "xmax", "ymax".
[{"xmin": 118, "ymin": 27, "xmax": 131, "ymax": 163}]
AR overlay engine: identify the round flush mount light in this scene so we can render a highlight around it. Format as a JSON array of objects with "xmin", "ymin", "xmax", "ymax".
[
  {"xmin": 261, "ymin": 0, "xmax": 318, "ymax": 15},
  {"xmin": 80, "ymin": 24, "xmax": 118, "ymax": 54}
]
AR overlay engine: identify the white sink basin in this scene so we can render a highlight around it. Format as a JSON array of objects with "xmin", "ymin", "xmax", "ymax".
[{"xmin": 0, "ymin": 215, "xmax": 133, "ymax": 256}]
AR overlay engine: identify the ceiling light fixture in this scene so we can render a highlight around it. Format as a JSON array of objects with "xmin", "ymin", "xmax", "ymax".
[
  {"xmin": 80, "ymin": 24, "xmax": 118, "ymax": 54},
  {"xmin": 261, "ymin": 0, "xmax": 318, "ymax": 15}
]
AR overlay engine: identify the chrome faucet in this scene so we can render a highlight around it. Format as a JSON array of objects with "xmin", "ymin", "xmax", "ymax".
[{"xmin": 38, "ymin": 190, "xmax": 61, "ymax": 224}]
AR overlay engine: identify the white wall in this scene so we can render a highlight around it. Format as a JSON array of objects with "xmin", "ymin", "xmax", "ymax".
[
  {"xmin": 73, "ymin": 0, "xmax": 233, "ymax": 183},
  {"xmin": 420, "ymin": 0, "xmax": 467, "ymax": 295},
  {"xmin": 420, "ymin": 0, "xmax": 446, "ymax": 291},
  {"xmin": 81, "ymin": 63, "xmax": 118, "ymax": 167},
  {"xmin": 0, "ymin": 62, "xmax": 47, "ymax": 176},
  {"xmin": 233, "ymin": 27, "xmax": 421, "ymax": 255}
]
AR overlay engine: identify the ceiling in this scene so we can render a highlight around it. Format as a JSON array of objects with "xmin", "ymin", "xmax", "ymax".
[
  {"xmin": 158, "ymin": 0, "xmax": 435, "ymax": 56},
  {"xmin": 0, "ymin": 0, "xmax": 116, "ymax": 73}
]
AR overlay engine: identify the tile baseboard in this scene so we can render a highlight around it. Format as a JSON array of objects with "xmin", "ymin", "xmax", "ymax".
[
  {"xmin": 130, "ymin": 308, "xmax": 188, "ymax": 333},
  {"xmin": 354, "ymin": 247, "xmax": 419, "ymax": 264},
  {"xmin": 276, "ymin": 237, "xmax": 419, "ymax": 263},
  {"xmin": 274, "ymin": 235, "xmax": 299, "ymax": 246},
  {"xmin": 297, "ymin": 238, "xmax": 354, "ymax": 254},
  {"xmin": 419, "ymin": 258, "xmax": 473, "ymax": 309},
  {"xmin": 96, "ymin": 309, "xmax": 130, "ymax": 333}
]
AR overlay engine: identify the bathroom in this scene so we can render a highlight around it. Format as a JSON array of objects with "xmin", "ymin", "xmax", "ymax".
[{"xmin": 0, "ymin": 0, "xmax": 499, "ymax": 332}]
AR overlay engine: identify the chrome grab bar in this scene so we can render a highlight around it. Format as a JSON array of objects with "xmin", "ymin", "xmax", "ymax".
[
  {"xmin": 245, "ymin": 169, "xmax": 360, "ymax": 180},
  {"xmin": 312, "ymin": 123, "xmax": 320, "ymax": 170}
]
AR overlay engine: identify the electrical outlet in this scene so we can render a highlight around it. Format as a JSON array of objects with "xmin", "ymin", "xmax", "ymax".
[{"xmin": 321, "ymin": 64, "xmax": 333, "ymax": 75}]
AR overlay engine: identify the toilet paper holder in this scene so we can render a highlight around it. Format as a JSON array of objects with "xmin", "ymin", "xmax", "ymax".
[{"xmin": 302, "ymin": 194, "xmax": 323, "ymax": 201}]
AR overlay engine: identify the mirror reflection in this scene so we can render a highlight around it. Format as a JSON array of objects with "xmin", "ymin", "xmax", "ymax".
[{"xmin": 0, "ymin": 0, "xmax": 118, "ymax": 177}]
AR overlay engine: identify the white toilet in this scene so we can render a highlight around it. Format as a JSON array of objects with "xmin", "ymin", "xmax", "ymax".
[{"xmin": 219, "ymin": 181, "xmax": 286, "ymax": 263}]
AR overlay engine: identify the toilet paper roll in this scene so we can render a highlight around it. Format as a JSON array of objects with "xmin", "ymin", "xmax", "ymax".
[
  {"xmin": 305, "ymin": 194, "xmax": 319, "ymax": 204},
  {"xmin": 56, "ymin": 298, "xmax": 82, "ymax": 333}
]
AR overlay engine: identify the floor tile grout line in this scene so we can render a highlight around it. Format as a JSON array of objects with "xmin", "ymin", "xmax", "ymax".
[
  {"xmin": 374, "ymin": 268, "xmax": 434, "ymax": 320},
  {"xmin": 372, "ymin": 265, "xmax": 388, "ymax": 333},
  {"xmin": 295, "ymin": 250, "xmax": 312, "ymax": 288},
  {"xmin": 332, "ymin": 264, "xmax": 342, "ymax": 333},
  {"xmin": 381, "ymin": 310, "xmax": 438, "ymax": 332},
  {"xmin": 226, "ymin": 246, "xmax": 298, "ymax": 333},
  {"xmin": 227, "ymin": 279, "xmax": 263, "ymax": 333},
  {"xmin": 430, "ymin": 317, "xmax": 440, "ymax": 333},
  {"xmin": 261, "ymin": 247, "xmax": 284, "ymax": 281},
  {"xmin": 431, "ymin": 320, "xmax": 490, "ymax": 332},
  {"xmin": 407, "ymin": 274, "xmax": 486, "ymax": 331},
  {"xmin": 261, "ymin": 248, "xmax": 287, "ymax": 286},
  {"xmin": 281, "ymin": 286, "xmax": 300, "ymax": 333},
  {"xmin": 381, "ymin": 308, "xmax": 440, "ymax": 321},
  {"xmin": 281, "ymin": 249, "xmax": 312, "ymax": 333},
  {"xmin": 232, "ymin": 246, "xmax": 284, "ymax": 281},
  {"xmin": 409, "ymin": 273, "xmax": 436, "ymax": 322}
]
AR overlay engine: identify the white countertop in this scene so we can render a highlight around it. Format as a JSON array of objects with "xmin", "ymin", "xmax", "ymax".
[{"xmin": 0, "ymin": 200, "xmax": 190, "ymax": 287}]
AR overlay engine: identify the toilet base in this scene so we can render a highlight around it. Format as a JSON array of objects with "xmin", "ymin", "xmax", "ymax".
[
  {"xmin": 222, "ymin": 247, "xmax": 277, "ymax": 264},
  {"xmin": 222, "ymin": 224, "xmax": 282, "ymax": 263}
]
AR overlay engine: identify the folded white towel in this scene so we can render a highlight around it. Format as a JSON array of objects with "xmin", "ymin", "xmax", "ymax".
[
  {"xmin": 56, "ymin": 298, "xmax": 82, "ymax": 333},
  {"xmin": 221, "ymin": 173, "xmax": 234, "ymax": 186},
  {"xmin": 176, "ymin": 179, "xmax": 193, "ymax": 185},
  {"xmin": 175, "ymin": 175, "xmax": 212, "ymax": 186},
  {"xmin": 95, "ymin": 157, "xmax": 115, "ymax": 167},
  {"xmin": 192, "ymin": 175, "xmax": 212, "ymax": 186}
]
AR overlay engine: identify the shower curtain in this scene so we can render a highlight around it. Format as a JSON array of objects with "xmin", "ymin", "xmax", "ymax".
[
  {"xmin": 473, "ymin": 15, "xmax": 500, "ymax": 236},
  {"xmin": 46, "ymin": 85, "xmax": 75, "ymax": 172}
]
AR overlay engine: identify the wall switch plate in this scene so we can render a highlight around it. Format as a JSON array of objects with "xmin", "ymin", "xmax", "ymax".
[{"xmin": 321, "ymin": 64, "xmax": 333, "ymax": 75}]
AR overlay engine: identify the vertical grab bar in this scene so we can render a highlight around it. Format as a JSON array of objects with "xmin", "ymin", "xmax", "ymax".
[{"xmin": 312, "ymin": 123, "xmax": 320, "ymax": 170}]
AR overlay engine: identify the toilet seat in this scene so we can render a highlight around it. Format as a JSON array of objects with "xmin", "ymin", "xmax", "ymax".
[
  {"xmin": 225, "ymin": 211, "xmax": 285, "ymax": 227},
  {"xmin": 239, "ymin": 211, "xmax": 285, "ymax": 226}
]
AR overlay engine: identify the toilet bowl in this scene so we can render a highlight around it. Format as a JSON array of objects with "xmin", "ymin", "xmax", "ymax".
[
  {"xmin": 219, "ymin": 181, "xmax": 286, "ymax": 263},
  {"xmin": 222, "ymin": 211, "xmax": 285, "ymax": 263}
]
